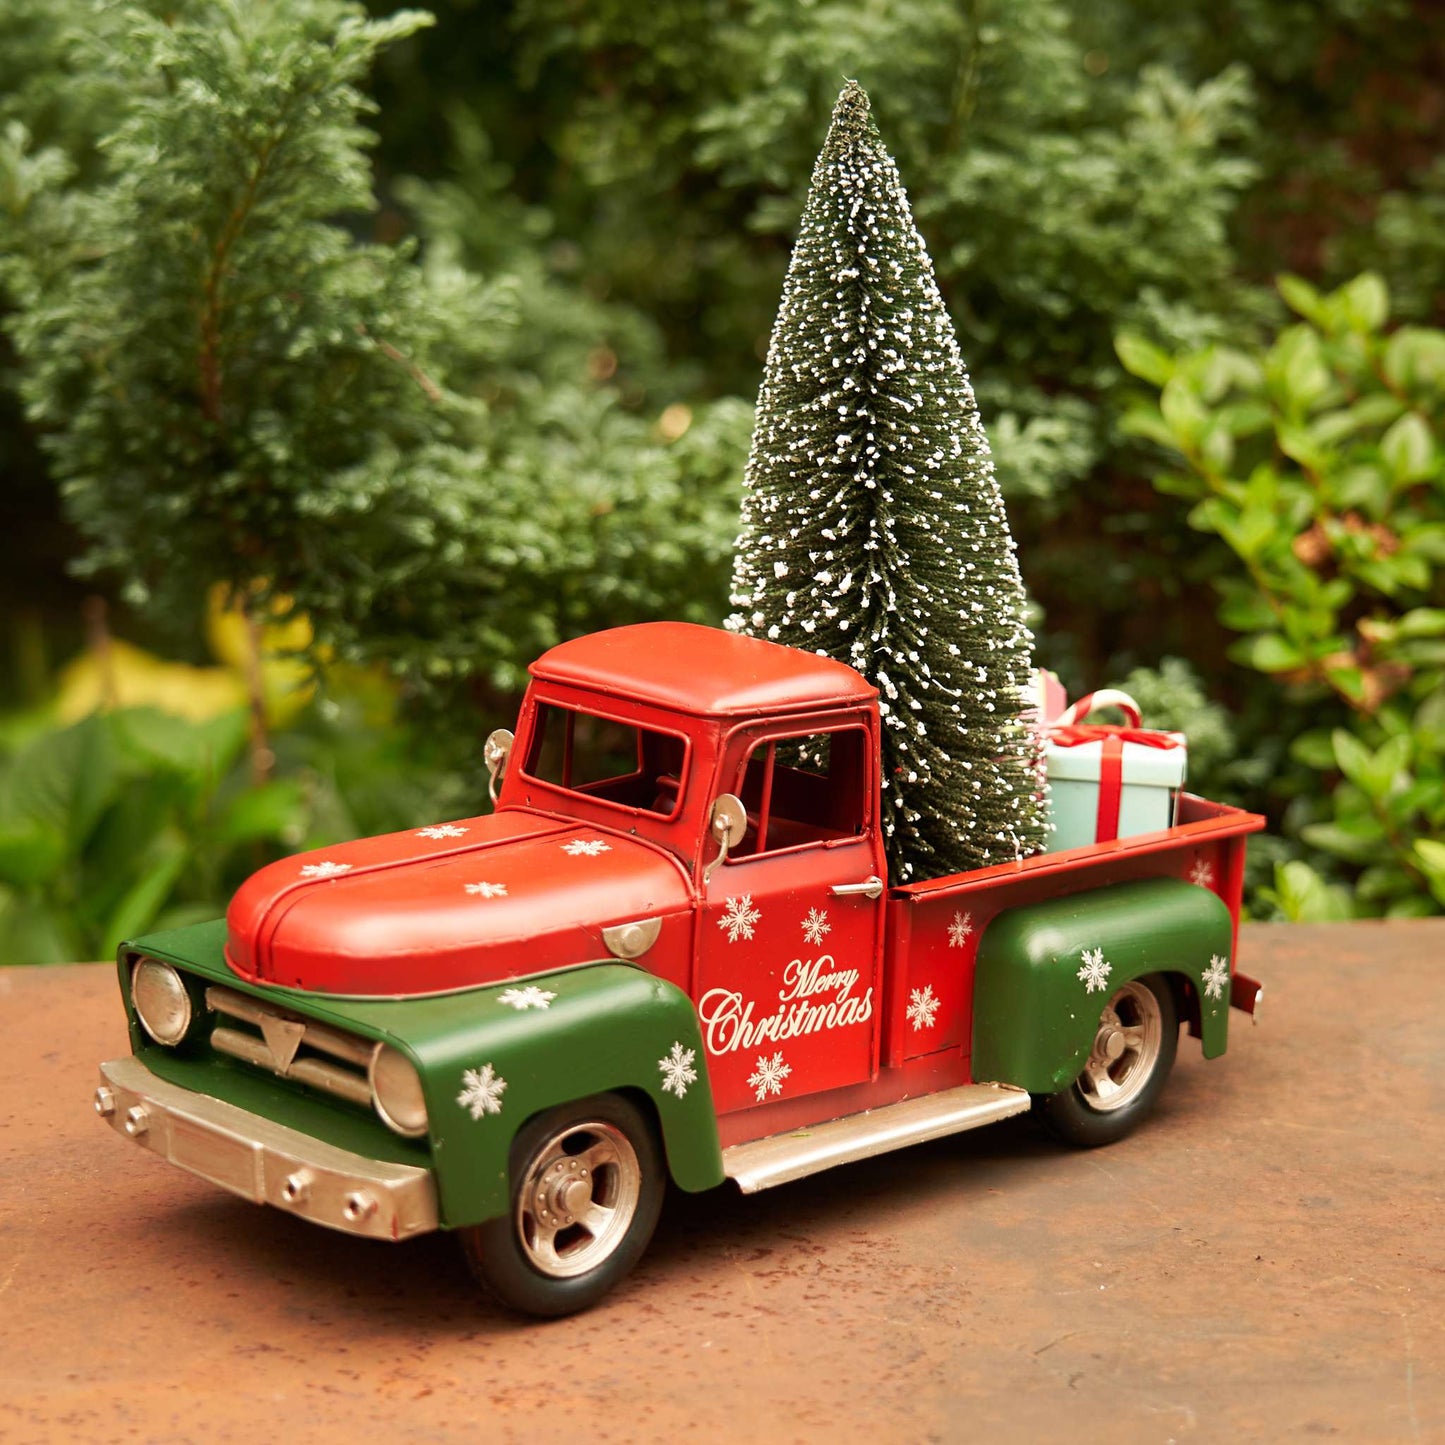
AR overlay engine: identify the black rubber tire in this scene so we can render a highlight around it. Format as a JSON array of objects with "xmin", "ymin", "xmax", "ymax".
[
  {"xmin": 1033, "ymin": 974, "xmax": 1179, "ymax": 1149},
  {"xmin": 460, "ymin": 1092, "xmax": 664, "ymax": 1318}
]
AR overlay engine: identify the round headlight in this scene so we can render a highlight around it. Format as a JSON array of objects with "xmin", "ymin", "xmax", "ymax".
[
  {"xmin": 369, "ymin": 1044, "xmax": 429, "ymax": 1138},
  {"xmin": 132, "ymin": 958, "xmax": 192, "ymax": 1046}
]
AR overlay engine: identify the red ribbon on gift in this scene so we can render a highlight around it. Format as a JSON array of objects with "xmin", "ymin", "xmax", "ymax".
[{"xmin": 1049, "ymin": 724, "xmax": 1183, "ymax": 844}]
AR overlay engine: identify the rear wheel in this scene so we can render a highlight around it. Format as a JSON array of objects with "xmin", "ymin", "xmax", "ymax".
[
  {"xmin": 460, "ymin": 1093, "xmax": 663, "ymax": 1318},
  {"xmin": 1033, "ymin": 974, "xmax": 1178, "ymax": 1148}
]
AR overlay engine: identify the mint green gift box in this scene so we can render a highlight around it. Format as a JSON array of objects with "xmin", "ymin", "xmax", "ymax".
[{"xmin": 1045, "ymin": 732, "xmax": 1188, "ymax": 853}]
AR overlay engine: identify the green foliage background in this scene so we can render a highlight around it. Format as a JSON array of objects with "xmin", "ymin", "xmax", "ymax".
[{"xmin": 0, "ymin": 0, "xmax": 1442, "ymax": 957}]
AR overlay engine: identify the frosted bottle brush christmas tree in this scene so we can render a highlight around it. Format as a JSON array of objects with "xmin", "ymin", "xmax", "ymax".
[{"xmin": 729, "ymin": 81, "xmax": 1047, "ymax": 881}]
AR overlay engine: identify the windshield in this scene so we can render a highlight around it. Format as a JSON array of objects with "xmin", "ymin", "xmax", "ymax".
[{"xmin": 521, "ymin": 702, "xmax": 689, "ymax": 819}]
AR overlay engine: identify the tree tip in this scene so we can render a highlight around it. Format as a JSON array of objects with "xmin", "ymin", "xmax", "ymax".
[{"xmin": 830, "ymin": 79, "xmax": 872, "ymax": 139}]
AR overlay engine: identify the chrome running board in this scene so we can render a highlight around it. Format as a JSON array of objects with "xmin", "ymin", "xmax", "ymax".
[{"xmin": 722, "ymin": 1082, "xmax": 1032, "ymax": 1194}]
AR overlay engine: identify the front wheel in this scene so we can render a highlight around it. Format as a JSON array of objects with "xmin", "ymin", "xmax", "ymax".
[
  {"xmin": 1033, "ymin": 974, "xmax": 1178, "ymax": 1149},
  {"xmin": 460, "ymin": 1093, "xmax": 664, "ymax": 1318}
]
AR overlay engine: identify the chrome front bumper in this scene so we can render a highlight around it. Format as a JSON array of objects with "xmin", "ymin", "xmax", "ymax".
[{"xmin": 94, "ymin": 1056, "xmax": 439, "ymax": 1242}]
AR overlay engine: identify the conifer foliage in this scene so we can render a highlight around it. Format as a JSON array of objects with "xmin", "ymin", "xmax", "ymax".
[{"xmin": 729, "ymin": 81, "xmax": 1047, "ymax": 882}]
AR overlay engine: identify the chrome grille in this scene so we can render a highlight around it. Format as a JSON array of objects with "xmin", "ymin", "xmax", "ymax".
[{"xmin": 207, "ymin": 985, "xmax": 374, "ymax": 1110}]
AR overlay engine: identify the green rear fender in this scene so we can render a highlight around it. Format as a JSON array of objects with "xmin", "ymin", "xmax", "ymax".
[
  {"xmin": 971, "ymin": 877, "xmax": 1235, "ymax": 1096},
  {"xmin": 403, "ymin": 964, "xmax": 723, "ymax": 1228}
]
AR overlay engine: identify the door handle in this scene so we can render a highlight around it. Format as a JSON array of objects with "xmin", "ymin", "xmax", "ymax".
[{"xmin": 831, "ymin": 875, "xmax": 884, "ymax": 899}]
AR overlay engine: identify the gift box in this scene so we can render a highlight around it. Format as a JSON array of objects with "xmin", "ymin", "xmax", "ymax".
[{"xmin": 1044, "ymin": 690, "xmax": 1187, "ymax": 851}]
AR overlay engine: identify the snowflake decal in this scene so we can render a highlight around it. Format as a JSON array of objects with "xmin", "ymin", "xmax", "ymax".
[
  {"xmin": 300, "ymin": 860, "xmax": 351, "ymax": 879},
  {"xmin": 658, "ymin": 1042, "xmax": 698, "ymax": 1099},
  {"xmin": 718, "ymin": 894, "xmax": 761, "ymax": 942},
  {"xmin": 561, "ymin": 838, "xmax": 612, "ymax": 857},
  {"xmin": 1202, "ymin": 954, "xmax": 1230, "ymax": 1001},
  {"xmin": 947, "ymin": 910, "xmax": 974, "ymax": 948},
  {"xmin": 747, "ymin": 1051, "xmax": 792, "ymax": 1101},
  {"xmin": 801, "ymin": 907, "xmax": 831, "ymax": 945},
  {"xmin": 416, "ymin": 824, "xmax": 468, "ymax": 840},
  {"xmin": 1189, "ymin": 859, "xmax": 1215, "ymax": 888},
  {"xmin": 456, "ymin": 1063, "xmax": 507, "ymax": 1120},
  {"xmin": 1077, "ymin": 947, "xmax": 1113, "ymax": 994},
  {"xmin": 906, "ymin": 984, "xmax": 940, "ymax": 1031},
  {"xmin": 497, "ymin": 985, "xmax": 556, "ymax": 1011},
  {"xmin": 464, "ymin": 881, "xmax": 508, "ymax": 899}
]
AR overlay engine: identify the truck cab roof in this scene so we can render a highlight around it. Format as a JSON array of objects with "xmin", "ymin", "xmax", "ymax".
[{"xmin": 530, "ymin": 622, "xmax": 877, "ymax": 718}]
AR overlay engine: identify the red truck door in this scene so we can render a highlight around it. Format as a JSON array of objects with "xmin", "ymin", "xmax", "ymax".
[{"xmin": 695, "ymin": 719, "xmax": 885, "ymax": 1117}]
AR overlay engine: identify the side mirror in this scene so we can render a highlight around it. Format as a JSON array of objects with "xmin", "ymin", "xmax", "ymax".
[
  {"xmin": 484, "ymin": 728, "xmax": 514, "ymax": 805},
  {"xmin": 703, "ymin": 794, "xmax": 748, "ymax": 884}
]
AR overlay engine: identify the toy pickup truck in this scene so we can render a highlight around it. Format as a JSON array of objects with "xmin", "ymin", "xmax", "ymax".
[{"xmin": 96, "ymin": 622, "xmax": 1264, "ymax": 1316}]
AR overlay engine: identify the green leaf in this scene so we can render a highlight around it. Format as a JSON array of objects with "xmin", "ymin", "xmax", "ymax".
[
  {"xmin": 1415, "ymin": 838, "xmax": 1445, "ymax": 906},
  {"xmin": 1114, "ymin": 333, "xmax": 1175, "ymax": 387},
  {"xmin": 1379, "ymin": 413, "xmax": 1435, "ymax": 483},
  {"xmin": 0, "ymin": 819, "xmax": 67, "ymax": 888},
  {"xmin": 1299, "ymin": 819, "xmax": 1384, "ymax": 864},
  {"xmin": 1270, "ymin": 860, "xmax": 1356, "ymax": 921},
  {"xmin": 1289, "ymin": 729, "xmax": 1339, "ymax": 770},
  {"xmin": 1332, "ymin": 730, "xmax": 1410, "ymax": 799},
  {"xmin": 1277, "ymin": 274, "xmax": 1325, "ymax": 325},
  {"xmin": 3, "ymin": 714, "xmax": 118, "ymax": 852},
  {"xmin": 102, "ymin": 840, "xmax": 188, "ymax": 955},
  {"xmin": 1398, "ymin": 608, "xmax": 1445, "ymax": 639},
  {"xmin": 1240, "ymin": 633, "xmax": 1304, "ymax": 673},
  {"xmin": 215, "ymin": 779, "xmax": 306, "ymax": 845},
  {"xmin": 1336, "ymin": 273, "xmax": 1389, "ymax": 333}
]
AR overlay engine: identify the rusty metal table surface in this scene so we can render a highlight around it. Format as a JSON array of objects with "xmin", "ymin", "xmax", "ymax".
[{"xmin": 1, "ymin": 923, "xmax": 1441, "ymax": 1444}]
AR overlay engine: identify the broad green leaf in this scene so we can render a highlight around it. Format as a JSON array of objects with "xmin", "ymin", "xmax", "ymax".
[
  {"xmin": 215, "ymin": 779, "xmax": 306, "ymax": 844},
  {"xmin": 1331, "ymin": 729, "xmax": 1375, "ymax": 788},
  {"xmin": 1241, "ymin": 633, "xmax": 1304, "ymax": 672},
  {"xmin": 1300, "ymin": 819, "xmax": 1384, "ymax": 864},
  {"xmin": 0, "ymin": 820, "xmax": 67, "ymax": 887},
  {"xmin": 1399, "ymin": 608, "xmax": 1445, "ymax": 639},
  {"xmin": 1288, "ymin": 729, "xmax": 1339, "ymax": 770},
  {"xmin": 1277, "ymin": 274, "xmax": 1325, "ymax": 325},
  {"xmin": 1379, "ymin": 413, "xmax": 1435, "ymax": 483},
  {"xmin": 4, "ymin": 713, "xmax": 118, "ymax": 852},
  {"xmin": 1337, "ymin": 272, "xmax": 1389, "ymax": 333},
  {"xmin": 102, "ymin": 840, "xmax": 189, "ymax": 955},
  {"xmin": 1271, "ymin": 859, "xmax": 1355, "ymax": 921},
  {"xmin": 1414, "ymin": 839, "xmax": 1445, "ymax": 906},
  {"xmin": 1114, "ymin": 333, "xmax": 1175, "ymax": 387}
]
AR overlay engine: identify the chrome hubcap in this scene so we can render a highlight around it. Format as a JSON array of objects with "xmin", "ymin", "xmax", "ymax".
[
  {"xmin": 1078, "ymin": 980, "xmax": 1163, "ymax": 1113},
  {"xmin": 515, "ymin": 1120, "xmax": 641, "ymax": 1279}
]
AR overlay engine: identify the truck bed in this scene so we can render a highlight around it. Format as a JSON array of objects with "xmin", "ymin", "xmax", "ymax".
[{"xmin": 878, "ymin": 795, "xmax": 1265, "ymax": 1072}]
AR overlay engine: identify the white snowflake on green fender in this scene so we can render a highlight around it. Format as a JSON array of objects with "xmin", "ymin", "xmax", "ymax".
[
  {"xmin": 718, "ymin": 894, "xmax": 761, "ymax": 942},
  {"xmin": 416, "ymin": 824, "xmax": 468, "ymax": 840},
  {"xmin": 658, "ymin": 1042, "xmax": 698, "ymax": 1099},
  {"xmin": 801, "ymin": 907, "xmax": 831, "ymax": 945},
  {"xmin": 300, "ymin": 860, "xmax": 351, "ymax": 879},
  {"xmin": 1189, "ymin": 859, "xmax": 1215, "ymax": 888},
  {"xmin": 1202, "ymin": 954, "xmax": 1229, "ymax": 1001},
  {"xmin": 906, "ymin": 984, "xmax": 940, "ymax": 1031},
  {"xmin": 464, "ymin": 881, "xmax": 508, "ymax": 899},
  {"xmin": 456, "ymin": 1063, "xmax": 507, "ymax": 1120},
  {"xmin": 948, "ymin": 911, "xmax": 974, "ymax": 948},
  {"xmin": 1077, "ymin": 947, "xmax": 1112, "ymax": 994},
  {"xmin": 498, "ymin": 985, "xmax": 556, "ymax": 1011},
  {"xmin": 562, "ymin": 838, "xmax": 612, "ymax": 857},
  {"xmin": 748, "ymin": 1051, "xmax": 792, "ymax": 1101}
]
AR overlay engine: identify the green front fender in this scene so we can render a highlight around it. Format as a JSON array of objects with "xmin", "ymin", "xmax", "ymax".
[
  {"xmin": 970, "ymin": 878, "xmax": 1235, "ymax": 1096},
  {"xmin": 394, "ymin": 964, "xmax": 723, "ymax": 1228},
  {"xmin": 122, "ymin": 921, "xmax": 724, "ymax": 1230}
]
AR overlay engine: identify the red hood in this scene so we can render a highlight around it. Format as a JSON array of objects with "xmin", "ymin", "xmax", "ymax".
[{"xmin": 225, "ymin": 811, "xmax": 692, "ymax": 995}]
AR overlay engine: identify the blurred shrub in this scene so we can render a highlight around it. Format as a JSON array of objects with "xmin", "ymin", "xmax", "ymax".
[
  {"xmin": 1118, "ymin": 274, "xmax": 1445, "ymax": 917},
  {"xmin": 0, "ymin": 655, "xmax": 475, "ymax": 966}
]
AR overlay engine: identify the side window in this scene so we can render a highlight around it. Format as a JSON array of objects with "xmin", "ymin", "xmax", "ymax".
[{"xmin": 733, "ymin": 729, "xmax": 868, "ymax": 858}]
